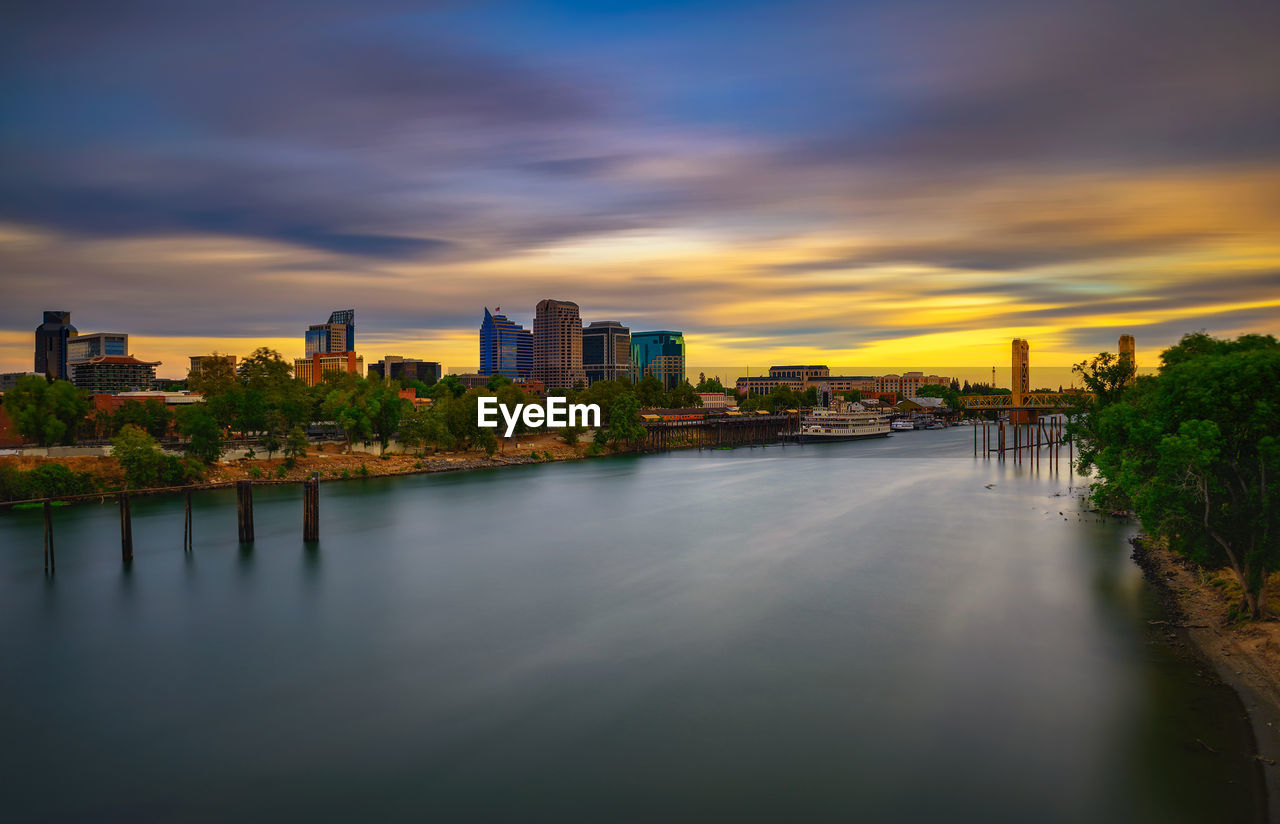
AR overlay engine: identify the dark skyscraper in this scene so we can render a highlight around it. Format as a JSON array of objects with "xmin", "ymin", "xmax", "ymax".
[
  {"xmin": 479, "ymin": 308, "xmax": 533, "ymax": 379},
  {"xmin": 582, "ymin": 320, "xmax": 631, "ymax": 384},
  {"xmin": 35, "ymin": 311, "xmax": 77, "ymax": 380},
  {"xmin": 306, "ymin": 309, "xmax": 355, "ymax": 356}
]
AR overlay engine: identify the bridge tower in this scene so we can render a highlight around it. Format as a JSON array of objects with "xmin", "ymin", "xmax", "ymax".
[
  {"xmin": 1118, "ymin": 334, "xmax": 1136, "ymax": 384},
  {"xmin": 1011, "ymin": 339, "xmax": 1030, "ymax": 407}
]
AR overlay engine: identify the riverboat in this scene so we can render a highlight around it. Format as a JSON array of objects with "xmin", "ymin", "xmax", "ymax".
[{"xmin": 795, "ymin": 403, "xmax": 891, "ymax": 443}]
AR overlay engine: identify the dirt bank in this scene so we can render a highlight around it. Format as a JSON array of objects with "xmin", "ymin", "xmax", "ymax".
[
  {"xmin": 1131, "ymin": 536, "xmax": 1280, "ymax": 818},
  {"xmin": 1, "ymin": 433, "xmax": 601, "ymax": 500}
]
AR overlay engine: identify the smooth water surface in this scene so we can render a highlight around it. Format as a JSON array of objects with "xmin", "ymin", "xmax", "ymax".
[{"xmin": 0, "ymin": 428, "xmax": 1264, "ymax": 822}]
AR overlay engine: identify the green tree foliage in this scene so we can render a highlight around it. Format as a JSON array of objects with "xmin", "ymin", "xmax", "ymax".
[
  {"xmin": 112, "ymin": 424, "xmax": 200, "ymax": 489},
  {"xmin": 284, "ymin": 426, "xmax": 309, "ymax": 467},
  {"xmin": 486, "ymin": 374, "xmax": 513, "ymax": 391},
  {"xmin": 112, "ymin": 399, "xmax": 173, "ymax": 439},
  {"xmin": 695, "ymin": 376, "xmax": 725, "ymax": 393},
  {"xmin": 635, "ymin": 374, "xmax": 667, "ymax": 408},
  {"xmin": 0, "ymin": 462, "xmax": 103, "ymax": 502},
  {"xmin": 570, "ymin": 379, "xmax": 631, "ymax": 423},
  {"xmin": 397, "ymin": 405, "xmax": 451, "ymax": 455},
  {"xmin": 667, "ymin": 379, "xmax": 702, "ymax": 408},
  {"xmin": 604, "ymin": 393, "xmax": 646, "ymax": 448},
  {"xmin": 429, "ymin": 375, "xmax": 467, "ymax": 400},
  {"xmin": 3, "ymin": 376, "xmax": 90, "ymax": 446},
  {"xmin": 177, "ymin": 405, "xmax": 225, "ymax": 464},
  {"xmin": 915, "ymin": 383, "xmax": 961, "ymax": 411},
  {"xmin": 1074, "ymin": 333, "xmax": 1280, "ymax": 617},
  {"xmin": 187, "ymin": 353, "xmax": 237, "ymax": 397}
]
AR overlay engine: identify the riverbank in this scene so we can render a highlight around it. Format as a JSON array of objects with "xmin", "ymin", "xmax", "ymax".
[
  {"xmin": 0, "ymin": 433, "xmax": 603, "ymax": 503},
  {"xmin": 1131, "ymin": 535, "xmax": 1280, "ymax": 814}
]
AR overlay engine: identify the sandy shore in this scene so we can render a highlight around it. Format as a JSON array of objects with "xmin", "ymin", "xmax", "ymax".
[{"xmin": 1131, "ymin": 536, "xmax": 1280, "ymax": 819}]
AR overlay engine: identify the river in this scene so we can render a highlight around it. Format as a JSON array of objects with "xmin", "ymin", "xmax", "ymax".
[{"xmin": 0, "ymin": 427, "xmax": 1265, "ymax": 822}]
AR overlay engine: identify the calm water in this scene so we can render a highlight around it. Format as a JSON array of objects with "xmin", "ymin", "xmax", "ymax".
[{"xmin": 0, "ymin": 428, "xmax": 1264, "ymax": 822}]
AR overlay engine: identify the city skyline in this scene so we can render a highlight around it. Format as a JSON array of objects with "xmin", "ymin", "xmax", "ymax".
[{"xmin": 2, "ymin": 1, "xmax": 1277, "ymax": 375}]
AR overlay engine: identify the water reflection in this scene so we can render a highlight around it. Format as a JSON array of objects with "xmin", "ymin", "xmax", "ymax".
[{"xmin": 0, "ymin": 428, "xmax": 1266, "ymax": 823}]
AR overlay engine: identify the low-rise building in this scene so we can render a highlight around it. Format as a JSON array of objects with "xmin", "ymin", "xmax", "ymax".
[
  {"xmin": 369, "ymin": 356, "xmax": 443, "ymax": 385},
  {"xmin": 294, "ymin": 351, "xmax": 363, "ymax": 386},
  {"xmin": 0, "ymin": 372, "xmax": 40, "ymax": 393},
  {"xmin": 697, "ymin": 392, "xmax": 731, "ymax": 409}
]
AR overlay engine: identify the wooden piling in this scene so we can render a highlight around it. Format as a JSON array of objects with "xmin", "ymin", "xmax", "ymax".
[
  {"xmin": 120, "ymin": 492, "xmax": 133, "ymax": 563},
  {"xmin": 236, "ymin": 480, "xmax": 254, "ymax": 543},
  {"xmin": 303, "ymin": 473, "xmax": 319, "ymax": 542},
  {"xmin": 183, "ymin": 489, "xmax": 193, "ymax": 552},
  {"xmin": 43, "ymin": 499, "xmax": 55, "ymax": 573}
]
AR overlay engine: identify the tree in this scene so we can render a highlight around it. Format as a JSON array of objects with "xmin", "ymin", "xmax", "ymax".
[
  {"xmin": 915, "ymin": 383, "xmax": 961, "ymax": 412},
  {"xmin": 177, "ymin": 405, "xmax": 225, "ymax": 464},
  {"xmin": 1074, "ymin": 333, "xmax": 1280, "ymax": 618},
  {"xmin": 668, "ymin": 380, "xmax": 702, "ymax": 408},
  {"xmin": 284, "ymin": 426, "xmax": 309, "ymax": 467},
  {"xmin": 486, "ymin": 374, "xmax": 513, "ymax": 391},
  {"xmin": 187, "ymin": 353, "xmax": 237, "ymax": 397},
  {"xmin": 3, "ymin": 376, "xmax": 90, "ymax": 446},
  {"xmin": 112, "ymin": 424, "xmax": 198, "ymax": 488},
  {"xmin": 605, "ymin": 393, "xmax": 646, "ymax": 448},
  {"xmin": 429, "ymin": 375, "xmax": 467, "ymax": 400},
  {"xmin": 635, "ymin": 374, "xmax": 667, "ymax": 408},
  {"xmin": 112, "ymin": 399, "xmax": 173, "ymax": 439},
  {"xmin": 695, "ymin": 376, "xmax": 725, "ymax": 393},
  {"xmin": 398, "ymin": 405, "xmax": 450, "ymax": 455}
]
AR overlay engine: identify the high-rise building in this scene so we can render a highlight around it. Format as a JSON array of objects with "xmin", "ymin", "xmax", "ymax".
[
  {"xmin": 631, "ymin": 331, "xmax": 686, "ymax": 390},
  {"xmin": 582, "ymin": 321, "xmax": 631, "ymax": 384},
  {"xmin": 479, "ymin": 308, "xmax": 533, "ymax": 379},
  {"xmin": 306, "ymin": 309, "xmax": 355, "ymax": 356},
  {"xmin": 369, "ymin": 356, "xmax": 443, "ymax": 385},
  {"xmin": 35, "ymin": 311, "xmax": 78, "ymax": 381},
  {"xmin": 533, "ymin": 299, "xmax": 586, "ymax": 389},
  {"xmin": 67, "ymin": 332, "xmax": 128, "ymax": 364}
]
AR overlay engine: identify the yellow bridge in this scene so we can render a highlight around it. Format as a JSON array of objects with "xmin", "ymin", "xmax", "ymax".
[
  {"xmin": 955, "ymin": 334, "xmax": 1131, "ymax": 411},
  {"xmin": 958, "ymin": 392, "xmax": 1088, "ymax": 410}
]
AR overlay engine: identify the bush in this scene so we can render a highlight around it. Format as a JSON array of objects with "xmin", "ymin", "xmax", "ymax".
[
  {"xmin": 358, "ymin": 463, "xmax": 369, "ymax": 477},
  {"xmin": 0, "ymin": 462, "xmax": 103, "ymax": 502},
  {"xmin": 585, "ymin": 443, "xmax": 603, "ymax": 457},
  {"xmin": 340, "ymin": 468, "xmax": 351, "ymax": 480},
  {"xmin": 275, "ymin": 464, "xmax": 289, "ymax": 479},
  {"xmin": 247, "ymin": 465, "xmax": 263, "ymax": 479},
  {"xmin": 113, "ymin": 424, "xmax": 202, "ymax": 489}
]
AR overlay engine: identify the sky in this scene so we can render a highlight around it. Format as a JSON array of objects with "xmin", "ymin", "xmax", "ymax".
[{"xmin": 2, "ymin": 0, "xmax": 1278, "ymax": 381}]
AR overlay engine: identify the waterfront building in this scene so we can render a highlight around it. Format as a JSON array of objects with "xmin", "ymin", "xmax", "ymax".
[
  {"xmin": 479, "ymin": 308, "xmax": 533, "ymax": 379},
  {"xmin": 533, "ymin": 299, "xmax": 586, "ymax": 389},
  {"xmin": 873, "ymin": 372, "xmax": 953, "ymax": 396},
  {"xmin": 631, "ymin": 330, "xmax": 685, "ymax": 390},
  {"xmin": 305, "ymin": 309, "xmax": 355, "ymax": 356},
  {"xmin": 582, "ymin": 321, "xmax": 632, "ymax": 384},
  {"xmin": 70, "ymin": 355, "xmax": 160, "ymax": 394},
  {"xmin": 698, "ymin": 392, "xmax": 731, "ymax": 409},
  {"xmin": 736, "ymin": 365, "xmax": 829, "ymax": 396},
  {"xmin": 35, "ymin": 311, "xmax": 77, "ymax": 381},
  {"xmin": 294, "ymin": 351, "xmax": 363, "ymax": 386},
  {"xmin": 369, "ymin": 356, "xmax": 443, "ymax": 385},
  {"xmin": 810, "ymin": 375, "xmax": 877, "ymax": 395}
]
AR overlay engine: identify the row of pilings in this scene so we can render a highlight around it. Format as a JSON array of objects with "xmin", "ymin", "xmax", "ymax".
[
  {"xmin": 974, "ymin": 416, "xmax": 1073, "ymax": 473},
  {"xmin": 26, "ymin": 473, "xmax": 322, "ymax": 576},
  {"xmin": 641, "ymin": 413, "xmax": 798, "ymax": 451}
]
